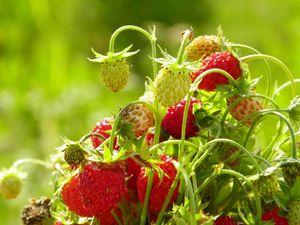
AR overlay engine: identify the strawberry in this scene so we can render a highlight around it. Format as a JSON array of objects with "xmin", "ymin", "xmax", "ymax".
[
  {"xmin": 0, "ymin": 169, "xmax": 24, "ymax": 199},
  {"xmin": 126, "ymin": 156, "xmax": 144, "ymax": 193},
  {"xmin": 281, "ymin": 160, "xmax": 300, "ymax": 186},
  {"xmin": 137, "ymin": 154, "xmax": 179, "ymax": 219},
  {"xmin": 185, "ymin": 35, "xmax": 221, "ymax": 61},
  {"xmin": 251, "ymin": 172, "xmax": 278, "ymax": 200},
  {"xmin": 61, "ymin": 175, "xmax": 90, "ymax": 217},
  {"xmin": 22, "ymin": 197, "xmax": 52, "ymax": 225},
  {"xmin": 89, "ymin": 45, "xmax": 138, "ymax": 92},
  {"xmin": 78, "ymin": 162, "xmax": 127, "ymax": 217},
  {"xmin": 154, "ymin": 64, "xmax": 192, "ymax": 107},
  {"xmin": 162, "ymin": 97, "xmax": 201, "ymax": 139},
  {"xmin": 120, "ymin": 103, "xmax": 155, "ymax": 138},
  {"xmin": 227, "ymin": 95, "xmax": 262, "ymax": 126},
  {"xmin": 214, "ymin": 215, "xmax": 237, "ymax": 225},
  {"xmin": 191, "ymin": 52, "xmax": 241, "ymax": 91},
  {"xmin": 262, "ymin": 207, "xmax": 288, "ymax": 225},
  {"xmin": 287, "ymin": 200, "xmax": 300, "ymax": 225},
  {"xmin": 91, "ymin": 117, "xmax": 115, "ymax": 149}
]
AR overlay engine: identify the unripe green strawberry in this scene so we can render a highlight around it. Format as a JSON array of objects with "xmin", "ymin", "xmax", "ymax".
[
  {"xmin": 120, "ymin": 103, "xmax": 155, "ymax": 138},
  {"xmin": 89, "ymin": 45, "xmax": 139, "ymax": 92},
  {"xmin": 0, "ymin": 169, "xmax": 24, "ymax": 199},
  {"xmin": 251, "ymin": 172, "xmax": 278, "ymax": 200},
  {"xmin": 22, "ymin": 197, "xmax": 53, "ymax": 225},
  {"xmin": 281, "ymin": 161, "xmax": 300, "ymax": 186},
  {"xmin": 288, "ymin": 200, "xmax": 300, "ymax": 225},
  {"xmin": 186, "ymin": 35, "xmax": 221, "ymax": 61},
  {"xmin": 227, "ymin": 95, "xmax": 262, "ymax": 126},
  {"xmin": 62, "ymin": 141, "xmax": 86, "ymax": 166},
  {"xmin": 154, "ymin": 64, "xmax": 192, "ymax": 107}
]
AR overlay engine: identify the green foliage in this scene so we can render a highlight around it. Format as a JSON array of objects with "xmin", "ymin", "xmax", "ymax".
[{"xmin": 1, "ymin": 0, "xmax": 300, "ymax": 224}]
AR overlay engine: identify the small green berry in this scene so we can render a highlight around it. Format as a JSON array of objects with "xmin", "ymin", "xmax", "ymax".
[{"xmin": 0, "ymin": 169, "xmax": 24, "ymax": 199}]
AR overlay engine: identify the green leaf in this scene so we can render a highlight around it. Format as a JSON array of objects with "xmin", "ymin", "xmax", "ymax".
[{"xmin": 174, "ymin": 217, "xmax": 188, "ymax": 225}]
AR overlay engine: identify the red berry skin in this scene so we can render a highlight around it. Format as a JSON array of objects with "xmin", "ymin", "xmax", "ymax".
[
  {"xmin": 126, "ymin": 156, "xmax": 143, "ymax": 193},
  {"xmin": 214, "ymin": 216, "xmax": 238, "ymax": 225},
  {"xmin": 78, "ymin": 162, "xmax": 127, "ymax": 217},
  {"xmin": 262, "ymin": 207, "xmax": 288, "ymax": 225},
  {"xmin": 191, "ymin": 52, "xmax": 241, "ymax": 91},
  {"xmin": 61, "ymin": 175, "xmax": 91, "ymax": 217},
  {"xmin": 91, "ymin": 117, "xmax": 114, "ymax": 148},
  {"xmin": 137, "ymin": 155, "xmax": 179, "ymax": 218},
  {"xmin": 162, "ymin": 97, "xmax": 201, "ymax": 139}
]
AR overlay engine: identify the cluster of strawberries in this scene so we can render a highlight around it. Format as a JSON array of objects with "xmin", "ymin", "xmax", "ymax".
[{"xmin": 1, "ymin": 26, "xmax": 300, "ymax": 225}]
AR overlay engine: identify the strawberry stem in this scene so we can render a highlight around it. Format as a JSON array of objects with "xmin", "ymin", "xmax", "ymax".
[
  {"xmin": 155, "ymin": 169, "xmax": 181, "ymax": 225},
  {"xmin": 140, "ymin": 169, "xmax": 154, "ymax": 225},
  {"xmin": 108, "ymin": 25, "xmax": 158, "ymax": 78},
  {"xmin": 240, "ymin": 54, "xmax": 296, "ymax": 98},
  {"xmin": 250, "ymin": 111, "xmax": 298, "ymax": 159},
  {"xmin": 272, "ymin": 79, "xmax": 300, "ymax": 99},
  {"xmin": 192, "ymin": 138, "xmax": 263, "ymax": 173},
  {"xmin": 12, "ymin": 158, "xmax": 49, "ymax": 169},
  {"xmin": 220, "ymin": 169, "xmax": 262, "ymax": 218},
  {"xmin": 175, "ymin": 29, "xmax": 192, "ymax": 65},
  {"xmin": 190, "ymin": 68, "xmax": 240, "ymax": 92},
  {"xmin": 230, "ymin": 43, "xmax": 273, "ymax": 98}
]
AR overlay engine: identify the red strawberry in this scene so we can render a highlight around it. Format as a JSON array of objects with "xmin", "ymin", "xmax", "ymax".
[
  {"xmin": 214, "ymin": 216, "xmax": 238, "ymax": 225},
  {"xmin": 126, "ymin": 156, "xmax": 143, "ymax": 192},
  {"xmin": 61, "ymin": 175, "xmax": 90, "ymax": 217},
  {"xmin": 78, "ymin": 162, "xmax": 127, "ymax": 216},
  {"xmin": 91, "ymin": 117, "xmax": 115, "ymax": 148},
  {"xmin": 97, "ymin": 206, "xmax": 122, "ymax": 225},
  {"xmin": 137, "ymin": 154, "xmax": 179, "ymax": 219},
  {"xmin": 191, "ymin": 52, "xmax": 242, "ymax": 91},
  {"xmin": 162, "ymin": 97, "xmax": 201, "ymax": 139},
  {"xmin": 262, "ymin": 207, "xmax": 288, "ymax": 225},
  {"xmin": 227, "ymin": 95, "xmax": 262, "ymax": 126}
]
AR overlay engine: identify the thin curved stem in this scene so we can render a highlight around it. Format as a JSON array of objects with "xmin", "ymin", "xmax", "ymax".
[
  {"xmin": 176, "ymin": 29, "xmax": 192, "ymax": 65},
  {"xmin": 13, "ymin": 158, "xmax": 49, "ymax": 169},
  {"xmin": 273, "ymin": 79, "xmax": 300, "ymax": 99},
  {"xmin": 108, "ymin": 25, "xmax": 158, "ymax": 78},
  {"xmin": 140, "ymin": 169, "xmax": 154, "ymax": 225},
  {"xmin": 230, "ymin": 43, "xmax": 273, "ymax": 97},
  {"xmin": 192, "ymin": 138, "xmax": 262, "ymax": 173},
  {"xmin": 240, "ymin": 54, "xmax": 296, "ymax": 97},
  {"xmin": 220, "ymin": 169, "xmax": 262, "ymax": 218}
]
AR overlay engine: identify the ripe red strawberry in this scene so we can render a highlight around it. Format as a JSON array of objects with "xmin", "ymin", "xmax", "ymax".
[
  {"xmin": 186, "ymin": 35, "xmax": 221, "ymax": 61},
  {"xmin": 214, "ymin": 215, "xmax": 238, "ymax": 225},
  {"xmin": 227, "ymin": 95, "xmax": 262, "ymax": 126},
  {"xmin": 262, "ymin": 207, "xmax": 288, "ymax": 225},
  {"xmin": 78, "ymin": 162, "xmax": 127, "ymax": 216},
  {"xmin": 191, "ymin": 52, "xmax": 242, "ymax": 91},
  {"xmin": 162, "ymin": 97, "xmax": 201, "ymax": 139},
  {"xmin": 91, "ymin": 117, "xmax": 114, "ymax": 148},
  {"xmin": 61, "ymin": 175, "xmax": 90, "ymax": 217},
  {"xmin": 137, "ymin": 154, "xmax": 179, "ymax": 218},
  {"xmin": 126, "ymin": 156, "xmax": 143, "ymax": 192},
  {"xmin": 97, "ymin": 206, "xmax": 122, "ymax": 225},
  {"xmin": 120, "ymin": 103, "xmax": 155, "ymax": 138}
]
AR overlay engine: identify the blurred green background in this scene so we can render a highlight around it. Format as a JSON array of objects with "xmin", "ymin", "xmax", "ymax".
[{"xmin": 1, "ymin": 0, "xmax": 300, "ymax": 224}]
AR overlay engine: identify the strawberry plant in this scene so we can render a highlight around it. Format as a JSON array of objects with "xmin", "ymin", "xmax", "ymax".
[{"xmin": 1, "ymin": 25, "xmax": 300, "ymax": 225}]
